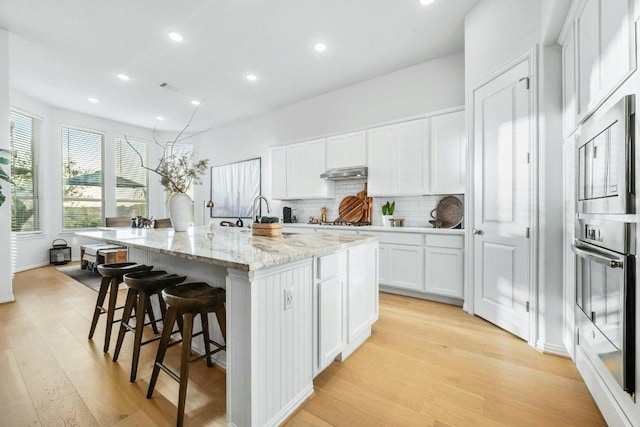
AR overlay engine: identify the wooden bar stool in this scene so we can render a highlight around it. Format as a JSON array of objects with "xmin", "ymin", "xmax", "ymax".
[
  {"xmin": 147, "ymin": 282, "xmax": 226, "ymax": 427},
  {"xmin": 89, "ymin": 262, "xmax": 153, "ymax": 353},
  {"xmin": 113, "ymin": 270, "xmax": 187, "ymax": 382}
]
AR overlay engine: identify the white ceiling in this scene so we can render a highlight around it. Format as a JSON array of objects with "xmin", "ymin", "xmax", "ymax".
[{"xmin": 0, "ymin": 0, "xmax": 479, "ymax": 132}]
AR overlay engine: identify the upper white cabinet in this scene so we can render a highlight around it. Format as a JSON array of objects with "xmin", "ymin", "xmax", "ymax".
[
  {"xmin": 270, "ymin": 146, "xmax": 287, "ymax": 200},
  {"xmin": 367, "ymin": 119, "xmax": 429, "ymax": 196},
  {"xmin": 562, "ymin": 0, "xmax": 635, "ymax": 129},
  {"xmin": 430, "ymin": 110, "xmax": 465, "ymax": 194},
  {"xmin": 326, "ymin": 131, "xmax": 367, "ymax": 169},
  {"xmin": 271, "ymin": 139, "xmax": 335, "ymax": 200}
]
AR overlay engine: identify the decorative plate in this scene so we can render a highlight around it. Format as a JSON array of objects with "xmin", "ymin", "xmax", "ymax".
[{"xmin": 435, "ymin": 196, "xmax": 463, "ymax": 228}]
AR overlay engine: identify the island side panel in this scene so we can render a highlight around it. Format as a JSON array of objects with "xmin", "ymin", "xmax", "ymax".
[{"xmin": 227, "ymin": 259, "xmax": 314, "ymax": 427}]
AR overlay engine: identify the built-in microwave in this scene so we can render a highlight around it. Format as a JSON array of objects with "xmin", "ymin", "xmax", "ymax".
[{"xmin": 577, "ymin": 94, "xmax": 635, "ymax": 215}]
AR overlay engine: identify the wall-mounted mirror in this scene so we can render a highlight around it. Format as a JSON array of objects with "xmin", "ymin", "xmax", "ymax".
[{"xmin": 210, "ymin": 157, "xmax": 261, "ymax": 218}]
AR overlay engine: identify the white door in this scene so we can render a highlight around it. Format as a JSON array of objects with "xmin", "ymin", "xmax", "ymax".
[{"xmin": 473, "ymin": 58, "xmax": 532, "ymax": 341}]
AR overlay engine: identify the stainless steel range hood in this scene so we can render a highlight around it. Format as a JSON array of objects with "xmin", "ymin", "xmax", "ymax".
[{"xmin": 320, "ymin": 166, "xmax": 368, "ymax": 181}]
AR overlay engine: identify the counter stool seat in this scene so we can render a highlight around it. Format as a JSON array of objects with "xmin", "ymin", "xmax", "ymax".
[
  {"xmin": 147, "ymin": 282, "xmax": 226, "ymax": 427},
  {"xmin": 89, "ymin": 262, "xmax": 153, "ymax": 353},
  {"xmin": 113, "ymin": 270, "xmax": 187, "ymax": 382}
]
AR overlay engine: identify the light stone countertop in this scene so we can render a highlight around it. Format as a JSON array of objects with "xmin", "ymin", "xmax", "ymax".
[
  {"xmin": 75, "ymin": 225, "xmax": 377, "ymax": 271},
  {"xmin": 282, "ymin": 223, "xmax": 465, "ymax": 235}
]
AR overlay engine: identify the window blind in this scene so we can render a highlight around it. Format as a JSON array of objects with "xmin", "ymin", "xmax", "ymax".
[
  {"xmin": 62, "ymin": 127, "xmax": 104, "ymax": 229},
  {"xmin": 10, "ymin": 111, "xmax": 40, "ymax": 232},
  {"xmin": 116, "ymin": 137, "xmax": 148, "ymax": 218}
]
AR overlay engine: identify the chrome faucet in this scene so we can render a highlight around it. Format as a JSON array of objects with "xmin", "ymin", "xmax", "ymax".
[{"xmin": 252, "ymin": 195, "xmax": 272, "ymax": 224}]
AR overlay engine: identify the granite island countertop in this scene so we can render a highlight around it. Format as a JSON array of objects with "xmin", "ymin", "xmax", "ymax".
[{"xmin": 75, "ymin": 225, "xmax": 377, "ymax": 271}]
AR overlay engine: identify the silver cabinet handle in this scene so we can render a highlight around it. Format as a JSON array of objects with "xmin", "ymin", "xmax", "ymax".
[{"xmin": 472, "ymin": 228, "xmax": 482, "ymax": 235}]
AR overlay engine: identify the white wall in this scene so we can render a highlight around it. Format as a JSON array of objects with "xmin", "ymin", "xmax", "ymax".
[
  {"xmin": 465, "ymin": 0, "xmax": 567, "ymax": 353},
  {"xmin": 192, "ymin": 52, "xmax": 465, "ymax": 216},
  {"xmin": 0, "ymin": 29, "xmax": 13, "ymax": 302}
]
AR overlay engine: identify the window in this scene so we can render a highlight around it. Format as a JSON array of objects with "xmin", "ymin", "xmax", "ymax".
[
  {"xmin": 10, "ymin": 111, "xmax": 40, "ymax": 232},
  {"xmin": 62, "ymin": 127, "xmax": 104, "ymax": 228},
  {"xmin": 116, "ymin": 137, "xmax": 148, "ymax": 218}
]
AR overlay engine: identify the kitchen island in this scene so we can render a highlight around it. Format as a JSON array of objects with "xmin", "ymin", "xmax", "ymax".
[{"xmin": 75, "ymin": 226, "xmax": 379, "ymax": 427}]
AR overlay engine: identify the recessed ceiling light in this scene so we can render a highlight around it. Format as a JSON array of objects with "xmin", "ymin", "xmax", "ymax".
[
  {"xmin": 88, "ymin": 97, "xmax": 99, "ymax": 103},
  {"xmin": 419, "ymin": 0, "xmax": 434, "ymax": 5},
  {"xmin": 156, "ymin": 116, "xmax": 165, "ymax": 121},
  {"xmin": 246, "ymin": 73, "xmax": 257, "ymax": 82},
  {"xmin": 314, "ymin": 42, "xmax": 327, "ymax": 52},
  {"xmin": 116, "ymin": 73, "xmax": 130, "ymax": 81},
  {"xmin": 191, "ymin": 100, "xmax": 201, "ymax": 106},
  {"xmin": 168, "ymin": 32, "xmax": 184, "ymax": 42}
]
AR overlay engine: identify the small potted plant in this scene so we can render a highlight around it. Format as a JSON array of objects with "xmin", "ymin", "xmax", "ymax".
[{"xmin": 381, "ymin": 201, "xmax": 395, "ymax": 227}]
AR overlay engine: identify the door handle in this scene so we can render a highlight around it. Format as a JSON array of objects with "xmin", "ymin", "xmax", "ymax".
[
  {"xmin": 571, "ymin": 244, "xmax": 625, "ymax": 269},
  {"xmin": 472, "ymin": 228, "xmax": 482, "ymax": 235}
]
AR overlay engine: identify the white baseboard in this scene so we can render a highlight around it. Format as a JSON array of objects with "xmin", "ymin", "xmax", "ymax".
[
  {"xmin": 379, "ymin": 286, "xmax": 463, "ymax": 306},
  {"xmin": 0, "ymin": 294, "xmax": 15, "ymax": 304},
  {"xmin": 265, "ymin": 383, "xmax": 314, "ymax": 427},
  {"xmin": 536, "ymin": 340, "xmax": 570, "ymax": 357}
]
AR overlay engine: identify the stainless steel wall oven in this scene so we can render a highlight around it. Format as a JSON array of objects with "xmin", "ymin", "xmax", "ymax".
[{"xmin": 573, "ymin": 94, "xmax": 636, "ymax": 399}]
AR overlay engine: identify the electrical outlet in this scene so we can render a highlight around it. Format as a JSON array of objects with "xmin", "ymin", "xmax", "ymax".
[{"xmin": 284, "ymin": 288, "xmax": 293, "ymax": 310}]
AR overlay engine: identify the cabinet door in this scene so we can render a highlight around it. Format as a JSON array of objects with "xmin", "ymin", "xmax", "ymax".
[
  {"xmin": 304, "ymin": 138, "xmax": 330, "ymax": 198},
  {"xmin": 286, "ymin": 143, "xmax": 307, "ymax": 198},
  {"xmin": 424, "ymin": 247, "xmax": 463, "ymax": 298},
  {"xmin": 367, "ymin": 125, "xmax": 397, "ymax": 195},
  {"xmin": 317, "ymin": 275, "xmax": 345, "ymax": 372},
  {"xmin": 388, "ymin": 244, "xmax": 424, "ymax": 291},
  {"xmin": 397, "ymin": 119, "xmax": 429, "ymax": 194},
  {"xmin": 600, "ymin": 0, "xmax": 633, "ymax": 98},
  {"xmin": 270, "ymin": 146, "xmax": 287, "ymax": 199},
  {"xmin": 347, "ymin": 244, "xmax": 378, "ymax": 341},
  {"xmin": 430, "ymin": 111, "xmax": 465, "ymax": 194},
  {"xmin": 326, "ymin": 131, "xmax": 367, "ymax": 169},
  {"xmin": 378, "ymin": 243, "xmax": 389, "ymax": 284},
  {"xmin": 577, "ymin": 0, "xmax": 599, "ymax": 117},
  {"xmin": 286, "ymin": 139, "xmax": 332, "ymax": 199}
]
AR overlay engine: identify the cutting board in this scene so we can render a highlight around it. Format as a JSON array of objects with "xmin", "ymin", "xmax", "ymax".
[
  {"xmin": 356, "ymin": 183, "xmax": 373, "ymax": 223},
  {"xmin": 339, "ymin": 196, "xmax": 365, "ymax": 222}
]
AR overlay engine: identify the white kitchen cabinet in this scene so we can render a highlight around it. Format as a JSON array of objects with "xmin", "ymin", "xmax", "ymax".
[
  {"xmin": 576, "ymin": 0, "xmax": 599, "ymax": 117},
  {"xmin": 424, "ymin": 234, "xmax": 464, "ymax": 298},
  {"xmin": 270, "ymin": 146, "xmax": 287, "ymax": 200},
  {"xmin": 366, "ymin": 231, "xmax": 424, "ymax": 291},
  {"xmin": 316, "ymin": 273, "xmax": 346, "ymax": 373},
  {"xmin": 326, "ymin": 131, "xmax": 366, "ymax": 169},
  {"xmin": 276, "ymin": 138, "xmax": 334, "ymax": 200},
  {"xmin": 367, "ymin": 119, "xmax": 429, "ymax": 196},
  {"xmin": 567, "ymin": 0, "xmax": 635, "ymax": 121},
  {"xmin": 430, "ymin": 110, "xmax": 465, "ymax": 194},
  {"xmin": 346, "ymin": 243, "xmax": 378, "ymax": 344}
]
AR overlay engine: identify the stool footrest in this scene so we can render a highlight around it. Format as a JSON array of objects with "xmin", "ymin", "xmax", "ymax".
[{"xmin": 155, "ymin": 362, "xmax": 181, "ymax": 383}]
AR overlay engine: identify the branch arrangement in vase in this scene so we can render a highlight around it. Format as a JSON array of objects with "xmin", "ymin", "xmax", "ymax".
[
  {"xmin": 381, "ymin": 201, "xmax": 395, "ymax": 216},
  {"xmin": 125, "ymin": 105, "xmax": 209, "ymax": 195}
]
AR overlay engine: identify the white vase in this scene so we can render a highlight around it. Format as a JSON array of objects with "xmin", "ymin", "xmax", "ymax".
[
  {"xmin": 169, "ymin": 193, "xmax": 193, "ymax": 232},
  {"xmin": 381, "ymin": 214, "xmax": 394, "ymax": 227}
]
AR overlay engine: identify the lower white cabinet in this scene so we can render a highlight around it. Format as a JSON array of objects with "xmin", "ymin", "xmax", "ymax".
[
  {"xmin": 347, "ymin": 243, "xmax": 379, "ymax": 342},
  {"xmin": 424, "ymin": 246, "xmax": 463, "ymax": 298},
  {"xmin": 313, "ymin": 242, "xmax": 378, "ymax": 377},
  {"xmin": 317, "ymin": 274, "xmax": 346, "ymax": 372},
  {"xmin": 385, "ymin": 244, "xmax": 424, "ymax": 291}
]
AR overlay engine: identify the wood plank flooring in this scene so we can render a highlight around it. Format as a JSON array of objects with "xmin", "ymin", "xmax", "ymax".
[{"xmin": 1, "ymin": 264, "xmax": 604, "ymax": 426}]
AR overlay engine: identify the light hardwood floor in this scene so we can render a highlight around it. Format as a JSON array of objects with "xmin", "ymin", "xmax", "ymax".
[{"xmin": 1, "ymin": 265, "xmax": 604, "ymax": 426}]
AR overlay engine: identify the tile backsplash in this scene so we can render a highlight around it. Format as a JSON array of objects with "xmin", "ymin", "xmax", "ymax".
[{"xmin": 282, "ymin": 179, "xmax": 464, "ymax": 228}]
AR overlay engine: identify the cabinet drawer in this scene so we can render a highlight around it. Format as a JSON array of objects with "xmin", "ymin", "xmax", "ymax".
[
  {"xmin": 361, "ymin": 231, "xmax": 423, "ymax": 245},
  {"xmin": 317, "ymin": 251, "xmax": 346, "ymax": 280},
  {"xmin": 425, "ymin": 234, "xmax": 463, "ymax": 249}
]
